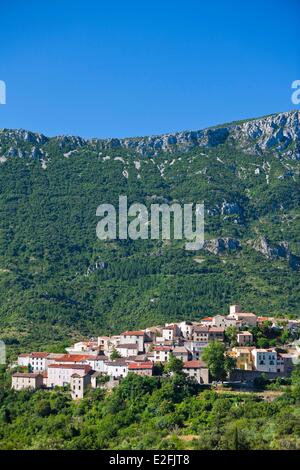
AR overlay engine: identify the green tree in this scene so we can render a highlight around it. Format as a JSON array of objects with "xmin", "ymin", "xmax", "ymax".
[
  {"xmin": 225, "ymin": 326, "xmax": 238, "ymax": 346},
  {"xmin": 202, "ymin": 341, "xmax": 235, "ymax": 381},
  {"xmin": 291, "ymin": 364, "xmax": 300, "ymax": 401},
  {"xmin": 110, "ymin": 348, "xmax": 122, "ymax": 360},
  {"xmin": 164, "ymin": 353, "xmax": 183, "ymax": 375}
]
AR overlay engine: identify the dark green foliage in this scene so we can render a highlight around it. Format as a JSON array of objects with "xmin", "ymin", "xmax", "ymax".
[{"xmin": 0, "ymin": 372, "xmax": 300, "ymax": 449}]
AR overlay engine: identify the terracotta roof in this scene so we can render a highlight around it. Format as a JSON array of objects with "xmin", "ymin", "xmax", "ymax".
[
  {"xmin": 128, "ymin": 362, "xmax": 153, "ymax": 370},
  {"xmin": 238, "ymin": 331, "xmax": 253, "ymax": 336},
  {"xmin": 202, "ymin": 317, "xmax": 213, "ymax": 321},
  {"xmin": 31, "ymin": 352, "xmax": 49, "ymax": 358},
  {"xmin": 183, "ymin": 360, "xmax": 206, "ymax": 369},
  {"xmin": 55, "ymin": 354, "xmax": 94, "ymax": 362},
  {"xmin": 209, "ymin": 327, "xmax": 225, "ymax": 333},
  {"xmin": 163, "ymin": 325, "xmax": 177, "ymax": 330},
  {"xmin": 154, "ymin": 346, "xmax": 172, "ymax": 351}
]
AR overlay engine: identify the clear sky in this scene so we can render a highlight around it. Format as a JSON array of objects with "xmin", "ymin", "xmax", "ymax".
[{"xmin": 0, "ymin": 0, "xmax": 299, "ymax": 138}]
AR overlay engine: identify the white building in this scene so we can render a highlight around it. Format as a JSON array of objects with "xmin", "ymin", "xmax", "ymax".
[
  {"xmin": 153, "ymin": 346, "xmax": 172, "ymax": 362},
  {"xmin": 116, "ymin": 343, "xmax": 139, "ymax": 358},
  {"xmin": 65, "ymin": 341, "xmax": 99, "ymax": 355},
  {"xmin": 162, "ymin": 324, "xmax": 181, "ymax": 342},
  {"xmin": 184, "ymin": 341, "xmax": 208, "ymax": 360},
  {"xmin": 105, "ymin": 361, "xmax": 128, "ymax": 379},
  {"xmin": 47, "ymin": 364, "xmax": 91, "ymax": 388},
  {"xmin": 17, "ymin": 352, "xmax": 50, "ymax": 372},
  {"xmin": 120, "ymin": 331, "xmax": 146, "ymax": 353},
  {"xmin": 177, "ymin": 321, "xmax": 194, "ymax": 340},
  {"xmin": 251, "ymin": 349, "xmax": 277, "ymax": 373}
]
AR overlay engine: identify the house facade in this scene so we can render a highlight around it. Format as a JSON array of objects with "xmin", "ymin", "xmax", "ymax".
[
  {"xmin": 182, "ymin": 361, "xmax": 210, "ymax": 384},
  {"xmin": 12, "ymin": 372, "xmax": 43, "ymax": 390}
]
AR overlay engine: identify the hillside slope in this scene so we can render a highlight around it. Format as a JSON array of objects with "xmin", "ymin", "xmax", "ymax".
[{"xmin": 0, "ymin": 110, "xmax": 300, "ymax": 350}]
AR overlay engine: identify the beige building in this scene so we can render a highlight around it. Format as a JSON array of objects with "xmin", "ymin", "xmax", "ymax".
[
  {"xmin": 70, "ymin": 373, "xmax": 91, "ymax": 399},
  {"xmin": 128, "ymin": 361, "xmax": 153, "ymax": 376},
  {"xmin": 116, "ymin": 343, "xmax": 139, "ymax": 358},
  {"xmin": 120, "ymin": 331, "xmax": 147, "ymax": 353},
  {"xmin": 12, "ymin": 372, "xmax": 43, "ymax": 390},
  {"xmin": 228, "ymin": 305, "xmax": 257, "ymax": 327},
  {"xmin": 237, "ymin": 331, "xmax": 253, "ymax": 346},
  {"xmin": 182, "ymin": 361, "xmax": 210, "ymax": 384},
  {"xmin": 212, "ymin": 315, "xmax": 238, "ymax": 328},
  {"xmin": 172, "ymin": 346, "xmax": 190, "ymax": 362},
  {"xmin": 193, "ymin": 326, "xmax": 224, "ymax": 343}
]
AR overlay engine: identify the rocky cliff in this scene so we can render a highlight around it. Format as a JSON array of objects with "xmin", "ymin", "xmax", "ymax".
[{"xmin": 1, "ymin": 110, "xmax": 300, "ymax": 158}]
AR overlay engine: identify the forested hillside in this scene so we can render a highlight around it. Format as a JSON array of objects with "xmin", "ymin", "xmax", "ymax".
[
  {"xmin": 1, "ymin": 370, "xmax": 300, "ymax": 450},
  {"xmin": 0, "ymin": 111, "xmax": 300, "ymax": 351}
]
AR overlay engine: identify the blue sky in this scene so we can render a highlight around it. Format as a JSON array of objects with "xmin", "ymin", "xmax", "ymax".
[{"xmin": 0, "ymin": 0, "xmax": 299, "ymax": 138}]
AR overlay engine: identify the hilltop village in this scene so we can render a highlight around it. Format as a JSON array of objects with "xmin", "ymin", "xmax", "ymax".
[{"xmin": 11, "ymin": 305, "xmax": 300, "ymax": 399}]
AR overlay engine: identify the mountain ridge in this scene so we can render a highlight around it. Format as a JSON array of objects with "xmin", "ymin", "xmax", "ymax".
[{"xmin": 1, "ymin": 110, "xmax": 300, "ymax": 158}]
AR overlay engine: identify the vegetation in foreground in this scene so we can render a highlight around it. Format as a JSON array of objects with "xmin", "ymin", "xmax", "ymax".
[{"xmin": 1, "ymin": 365, "xmax": 300, "ymax": 450}]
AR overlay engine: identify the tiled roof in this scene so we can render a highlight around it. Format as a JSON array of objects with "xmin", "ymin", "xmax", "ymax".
[
  {"xmin": 154, "ymin": 346, "xmax": 172, "ymax": 351},
  {"xmin": 31, "ymin": 352, "xmax": 49, "ymax": 358},
  {"xmin": 55, "ymin": 354, "xmax": 94, "ymax": 362},
  {"xmin": 183, "ymin": 360, "xmax": 206, "ymax": 369},
  {"xmin": 128, "ymin": 362, "xmax": 153, "ymax": 370}
]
